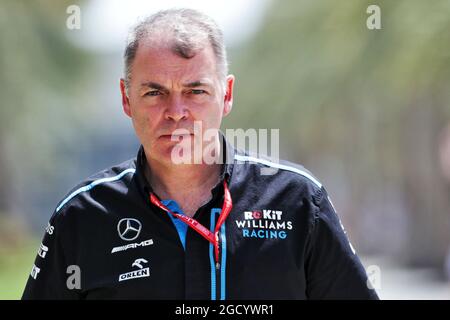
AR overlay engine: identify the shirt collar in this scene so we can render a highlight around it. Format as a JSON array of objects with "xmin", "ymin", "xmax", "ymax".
[{"xmin": 135, "ymin": 130, "xmax": 235, "ymax": 197}]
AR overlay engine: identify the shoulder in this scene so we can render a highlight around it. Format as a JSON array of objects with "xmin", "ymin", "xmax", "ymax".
[
  {"xmin": 232, "ymin": 152, "xmax": 338, "ymax": 237},
  {"xmin": 233, "ymin": 152, "xmax": 323, "ymax": 196},
  {"xmin": 51, "ymin": 157, "xmax": 137, "ymax": 220}
]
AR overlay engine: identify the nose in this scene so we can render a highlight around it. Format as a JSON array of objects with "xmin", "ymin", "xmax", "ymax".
[{"xmin": 164, "ymin": 95, "xmax": 188, "ymax": 122}]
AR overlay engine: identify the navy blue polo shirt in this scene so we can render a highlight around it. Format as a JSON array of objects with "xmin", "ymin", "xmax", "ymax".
[{"xmin": 22, "ymin": 134, "xmax": 379, "ymax": 300}]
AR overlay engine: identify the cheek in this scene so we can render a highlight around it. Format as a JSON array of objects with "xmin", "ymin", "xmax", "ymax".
[
  {"xmin": 196, "ymin": 96, "xmax": 224, "ymax": 118},
  {"xmin": 196, "ymin": 108, "xmax": 224, "ymax": 131},
  {"xmin": 131, "ymin": 108, "xmax": 156, "ymax": 136},
  {"xmin": 209, "ymin": 98, "xmax": 225, "ymax": 122}
]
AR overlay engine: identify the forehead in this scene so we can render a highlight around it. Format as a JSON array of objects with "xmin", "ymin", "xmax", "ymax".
[{"xmin": 131, "ymin": 38, "xmax": 219, "ymax": 83}]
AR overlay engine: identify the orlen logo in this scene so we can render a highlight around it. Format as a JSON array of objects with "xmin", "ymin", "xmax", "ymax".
[{"xmin": 119, "ymin": 258, "xmax": 150, "ymax": 282}]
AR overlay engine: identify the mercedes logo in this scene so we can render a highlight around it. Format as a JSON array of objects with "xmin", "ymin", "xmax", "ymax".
[{"xmin": 117, "ymin": 218, "xmax": 142, "ymax": 241}]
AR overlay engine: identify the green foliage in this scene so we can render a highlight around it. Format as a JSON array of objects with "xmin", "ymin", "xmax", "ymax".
[
  {"xmin": 226, "ymin": 0, "xmax": 450, "ymax": 265},
  {"xmin": 0, "ymin": 240, "xmax": 38, "ymax": 300},
  {"xmin": 0, "ymin": 0, "xmax": 91, "ymax": 132},
  {"xmin": 227, "ymin": 0, "xmax": 450, "ymax": 150}
]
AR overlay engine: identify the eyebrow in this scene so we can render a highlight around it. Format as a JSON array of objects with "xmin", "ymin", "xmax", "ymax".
[
  {"xmin": 140, "ymin": 81, "xmax": 167, "ymax": 91},
  {"xmin": 183, "ymin": 80, "xmax": 214, "ymax": 88},
  {"xmin": 139, "ymin": 80, "xmax": 214, "ymax": 91}
]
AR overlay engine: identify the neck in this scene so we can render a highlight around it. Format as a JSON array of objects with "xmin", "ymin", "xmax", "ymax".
[
  {"xmin": 143, "ymin": 137, "xmax": 223, "ymax": 216},
  {"xmin": 146, "ymin": 160, "xmax": 221, "ymax": 197}
]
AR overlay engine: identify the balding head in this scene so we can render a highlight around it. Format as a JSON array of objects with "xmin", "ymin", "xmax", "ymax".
[{"xmin": 123, "ymin": 8, "xmax": 228, "ymax": 93}]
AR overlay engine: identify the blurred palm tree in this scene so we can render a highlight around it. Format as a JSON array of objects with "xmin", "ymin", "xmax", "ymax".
[
  {"xmin": 0, "ymin": 1, "xmax": 91, "ymax": 218},
  {"xmin": 226, "ymin": 0, "xmax": 450, "ymax": 270}
]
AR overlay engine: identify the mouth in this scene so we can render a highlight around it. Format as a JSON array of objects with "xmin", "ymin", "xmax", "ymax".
[{"xmin": 159, "ymin": 133, "xmax": 194, "ymax": 139}]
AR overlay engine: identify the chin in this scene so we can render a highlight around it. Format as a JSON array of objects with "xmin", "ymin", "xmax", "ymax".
[{"xmin": 154, "ymin": 144, "xmax": 195, "ymax": 166}]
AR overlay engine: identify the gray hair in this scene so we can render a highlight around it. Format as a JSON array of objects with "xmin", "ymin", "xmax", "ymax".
[{"xmin": 123, "ymin": 8, "xmax": 228, "ymax": 92}]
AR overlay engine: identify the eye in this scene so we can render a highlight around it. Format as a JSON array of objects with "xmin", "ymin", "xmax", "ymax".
[
  {"xmin": 191, "ymin": 89, "xmax": 206, "ymax": 95},
  {"xmin": 145, "ymin": 90, "xmax": 161, "ymax": 97}
]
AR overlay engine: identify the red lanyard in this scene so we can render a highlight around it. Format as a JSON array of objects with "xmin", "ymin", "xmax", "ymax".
[{"xmin": 149, "ymin": 180, "xmax": 232, "ymax": 264}]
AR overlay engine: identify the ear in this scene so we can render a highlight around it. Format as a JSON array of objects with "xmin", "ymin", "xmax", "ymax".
[
  {"xmin": 120, "ymin": 78, "xmax": 132, "ymax": 118},
  {"xmin": 223, "ymin": 75, "xmax": 235, "ymax": 117}
]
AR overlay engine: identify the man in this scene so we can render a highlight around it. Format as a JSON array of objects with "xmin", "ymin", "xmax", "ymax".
[{"xmin": 22, "ymin": 8, "xmax": 378, "ymax": 299}]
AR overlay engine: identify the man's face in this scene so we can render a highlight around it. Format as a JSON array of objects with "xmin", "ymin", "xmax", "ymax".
[{"xmin": 120, "ymin": 39, "xmax": 234, "ymax": 165}]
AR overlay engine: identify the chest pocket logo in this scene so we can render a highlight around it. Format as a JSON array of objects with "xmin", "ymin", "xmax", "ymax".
[
  {"xmin": 117, "ymin": 218, "xmax": 142, "ymax": 241},
  {"xmin": 235, "ymin": 210, "xmax": 293, "ymax": 239}
]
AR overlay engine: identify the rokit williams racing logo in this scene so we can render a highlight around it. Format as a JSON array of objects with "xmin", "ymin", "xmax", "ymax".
[{"xmin": 235, "ymin": 210, "xmax": 293, "ymax": 239}]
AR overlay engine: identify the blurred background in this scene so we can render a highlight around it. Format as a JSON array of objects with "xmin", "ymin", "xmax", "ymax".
[{"xmin": 1, "ymin": 0, "xmax": 450, "ymax": 299}]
